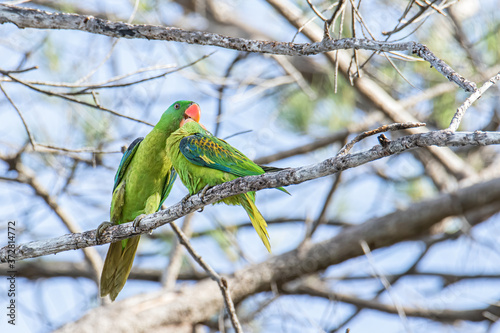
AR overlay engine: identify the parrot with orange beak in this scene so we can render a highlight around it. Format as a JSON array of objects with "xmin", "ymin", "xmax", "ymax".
[{"xmin": 98, "ymin": 101, "xmax": 201, "ymax": 301}]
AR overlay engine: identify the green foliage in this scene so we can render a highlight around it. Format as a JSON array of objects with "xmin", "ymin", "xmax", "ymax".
[
  {"xmin": 77, "ymin": 107, "xmax": 112, "ymax": 147},
  {"xmin": 397, "ymin": 177, "xmax": 435, "ymax": 202},
  {"xmin": 430, "ymin": 92, "xmax": 457, "ymax": 129},
  {"xmin": 207, "ymin": 226, "xmax": 239, "ymax": 261},
  {"xmin": 42, "ymin": 37, "xmax": 60, "ymax": 71},
  {"xmin": 483, "ymin": 22, "xmax": 500, "ymax": 66},
  {"xmin": 279, "ymin": 90, "xmax": 316, "ymax": 134},
  {"xmin": 278, "ymin": 73, "xmax": 356, "ymax": 134}
]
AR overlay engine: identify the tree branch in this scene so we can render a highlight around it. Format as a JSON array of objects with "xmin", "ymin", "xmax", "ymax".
[
  {"xmin": 448, "ymin": 72, "xmax": 500, "ymax": 132},
  {"xmin": 282, "ymin": 279, "xmax": 499, "ymax": 323},
  {"xmin": 170, "ymin": 222, "xmax": 243, "ymax": 333},
  {"xmin": 0, "ymin": 4, "xmax": 476, "ymax": 92},
  {"xmin": 0, "ymin": 260, "xmax": 205, "ymax": 281},
  {"xmin": 1, "ymin": 130, "xmax": 500, "ymax": 262}
]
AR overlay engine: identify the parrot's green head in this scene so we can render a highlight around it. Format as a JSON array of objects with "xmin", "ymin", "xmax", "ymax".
[{"xmin": 156, "ymin": 100, "xmax": 201, "ymax": 133}]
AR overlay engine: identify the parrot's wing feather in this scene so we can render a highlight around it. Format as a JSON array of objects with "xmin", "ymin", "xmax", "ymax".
[
  {"xmin": 158, "ymin": 168, "xmax": 177, "ymax": 210},
  {"xmin": 260, "ymin": 165, "xmax": 285, "ymax": 173},
  {"xmin": 113, "ymin": 137, "xmax": 143, "ymax": 192},
  {"xmin": 258, "ymin": 165, "xmax": 290, "ymax": 195},
  {"xmin": 179, "ymin": 133, "xmax": 264, "ymax": 177}
]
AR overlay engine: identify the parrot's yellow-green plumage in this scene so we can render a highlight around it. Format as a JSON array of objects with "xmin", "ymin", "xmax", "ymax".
[
  {"xmin": 166, "ymin": 120, "xmax": 289, "ymax": 252},
  {"xmin": 99, "ymin": 101, "xmax": 201, "ymax": 301}
]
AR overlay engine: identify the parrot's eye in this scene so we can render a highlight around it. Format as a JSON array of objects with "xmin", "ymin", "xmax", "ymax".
[{"xmin": 174, "ymin": 103, "xmax": 180, "ymax": 110}]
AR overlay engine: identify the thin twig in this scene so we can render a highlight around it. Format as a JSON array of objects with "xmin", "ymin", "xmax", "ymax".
[
  {"xmin": 337, "ymin": 122, "xmax": 426, "ymax": 156},
  {"xmin": 306, "ymin": 0, "xmax": 327, "ymax": 21},
  {"xmin": 0, "ymin": 83, "xmax": 36, "ymax": 147},
  {"xmin": 0, "ymin": 69, "xmax": 153, "ymax": 126},
  {"xmin": 162, "ymin": 215, "xmax": 194, "ymax": 289},
  {"xmin": 360, "ymin": 240, "xmax": 411, "ymax": 332},
  {"xmin": 5, "ymin": 65, "xmax": 175, "ymax": 88},
  {"xmin": 291, "ymin": 2, "xmax": 338, "ymax": 43},
  {"xmin": 71, "ymin": 53, "xmax": 215, "ymax": 94},
  {"xmin": 448, "ymin": 72, "xmax": 500, "ymax": 132},
  {"xmin": 333, "ymin": 1, "xmax": 346, "ymax": 93},
  {"xmin": 307, "ymin": 172, "xmax": 343, "ymax": 238},
  {"xmin": 1, "ymin": 65, "xmax": 38, "ymax": 74},
  {"xmin": 170, "ymin": 222, "xmax": 243, "ymax": 333},
  {"xmin": 215, "ymin": 53, "xmax": 247, "ymax": 136},
  {"xmin": 324, "ymin": 0, "xmax": 346, "ymax": 39},
  {"xmin": 348, "ymin": 0, "xmax": 360, "ymax": 81},
  {"xmin": 0, "ymin": 87, "xmax": 123, "ymax": 154},
  {"xmin": 272, "ymin": 55, "xmax": 316, "ymax": 99}
]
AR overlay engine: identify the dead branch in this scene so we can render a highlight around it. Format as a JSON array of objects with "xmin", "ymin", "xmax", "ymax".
[
  {"xmin": 1, "ymin": 130, "xmax": 500, "ymax": 262},
  {"xmin": 0, "ymin": 4, "xmax": 476, "ymax": 92}
]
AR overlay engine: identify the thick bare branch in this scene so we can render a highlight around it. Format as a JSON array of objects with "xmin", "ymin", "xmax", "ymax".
[
  {"xmin": 0, "ymin": 4, "xmax": 475, "ymax": 91},
  {"xmin": 0, "ymin": 260, "xmax": 205, "ymax": 281},
  {"xmin": 282, "ymin": 279, "xmax": 499, "ymax": 322},
  {"xmin": 1, "ymin": 130, "xmax": 500, "ymax": 262}
]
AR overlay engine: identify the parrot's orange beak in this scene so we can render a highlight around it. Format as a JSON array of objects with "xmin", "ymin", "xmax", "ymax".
[{"xmin": 180, "ymin": 103, "xmax": 201, "ymax": 127}]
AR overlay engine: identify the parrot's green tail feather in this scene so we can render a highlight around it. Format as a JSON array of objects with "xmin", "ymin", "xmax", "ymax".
[
  {"xmin": 277, "ymin": 187, "xmax": 290, "ymax": 195},
  {"xmin": 239, "ymin": 193, "xmax": 271, "ymax": 252},
  {"xmin": 100, "ymin": 236, "xmax": 141, "ymax": 301}
]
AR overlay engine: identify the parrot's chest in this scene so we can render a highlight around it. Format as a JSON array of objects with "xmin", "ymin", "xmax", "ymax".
[{"xmin": 123, "ymin": 143, "xmax": 171, "ymax": 214}]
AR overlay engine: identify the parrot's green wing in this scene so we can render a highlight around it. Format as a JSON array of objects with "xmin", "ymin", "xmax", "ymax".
[
  {"xmin": 113, "ymin": 137, "xmax": 143, "ymax": 192},
  {"xmin": 158, "ymin": 168, "xmax": 177, "ymax": 209},
  {"xmin": 113, "ymin": 138, "xmax": 177, "ymax": 212},
  {"xmin": 179, "ymin": 133, "xmax": 264, "ymax": 177}
]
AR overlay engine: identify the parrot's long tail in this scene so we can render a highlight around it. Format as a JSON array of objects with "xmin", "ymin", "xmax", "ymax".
[
  {"xmin": 239, "ymin": 193, "xmax": 271, "ymax": 252},
  {"xmin": 100, "ymin": 236, "xmax": 140, "ymax": 301}
]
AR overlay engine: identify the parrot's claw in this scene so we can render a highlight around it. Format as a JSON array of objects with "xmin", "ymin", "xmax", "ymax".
[
  {"xmin": 181, "ymin": 194, "xmax": 191, "ymax": 206},
  {"xmin": 133, "ymin": 214, "xmax": 147, "ymax": 232},
  {"xmin": 197, "ymin": 185, "xmax": 211, "ymax": 212},
  {"xmin": 96, "ymin": 221, "xmax": 114, "ymax": 243},
  {"xmin": 199, "ymin": 185, "xmax": 211, "ymax": 202}
]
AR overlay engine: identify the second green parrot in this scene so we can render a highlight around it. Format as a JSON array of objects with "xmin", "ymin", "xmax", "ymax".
[{"xmin": 166, "ymin": 120, "xmax": 288, "ymax": 252}]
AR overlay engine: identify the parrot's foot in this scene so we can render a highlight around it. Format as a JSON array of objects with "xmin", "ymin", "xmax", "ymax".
[
  {"xmin": 180, "ymin": 193, "xmax": 204, "ymax": 212},
  {"xmin": 181, "ymin": 194, "xmax": 191, "ymax": 206},
  {"xmin": 199, "ymin": 185, "xmax": 210, "ymax": 201},
  {"xmin": 133, "ymin": 214, "xmax": 147, "ymax": 232},
  {"xmin": 96, "ymin": 221, "xmax": 114, "ymax": 243},
  {"xmin": 197, "ymin": 185, "xmax": 211, "ymax": 212}
]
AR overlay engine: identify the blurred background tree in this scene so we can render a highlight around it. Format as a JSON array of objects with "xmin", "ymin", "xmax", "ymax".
[{"xmin": 1, "ymin": 0, "xmax": 500, "ymax": 332}]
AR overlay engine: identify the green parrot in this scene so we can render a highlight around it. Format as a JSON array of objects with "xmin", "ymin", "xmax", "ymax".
[
  {"xmin": 165, "ymin": 120, "xmax": 289, "ymax": 252},
  {"xmin": 98, "ymin": 101, "xmax": 201, "ymax": 301}
]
